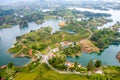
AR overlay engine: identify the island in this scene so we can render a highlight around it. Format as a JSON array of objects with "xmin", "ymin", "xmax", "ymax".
[
  {"xmin": 0, "ymin": 24, "xmax": 12, "ymax": 29},
  {"xmin": 4, "ymin": 20, "xmax": 120, "ymax": 80},
  {"xmin": 19, "ymin": 20, "xmax": 28, "ymax": 28},
  {"xmin": 0, "ymin": 1, "xmax": 120, "ymax": 80}
]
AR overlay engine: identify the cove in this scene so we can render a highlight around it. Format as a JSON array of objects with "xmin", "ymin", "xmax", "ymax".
[
  {"xmin": 0, "ymin": 19, "xmax": 62, "ymax": 66},
  {"xmin": 67, "ymin": 45, "xmax": 120, "ymax": 66},
  {"xmin": 0, "ymin": 7, "xmax": 120, "ymax": 66}
]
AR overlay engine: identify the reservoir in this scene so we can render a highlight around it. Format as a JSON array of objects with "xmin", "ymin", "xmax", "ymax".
[
  {"xmin": 0, "ymin": 19, "xmax": 62, "ymax": 66},
  {"xmin": 0, "ymin": 8, "xmax": 120, "ymax": 66}
]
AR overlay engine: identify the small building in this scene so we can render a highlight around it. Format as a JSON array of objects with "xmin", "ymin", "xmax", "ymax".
[
  {"xmin": 28, "ymin": 49, "xmax": 33, "ymax": 56},
  {"xmin": 19, "ymin": 53, "xmax": 25, "ymax": 57},
  {"xmin": 65, "ymin": 62, "xmax": 75, "ymax": 69},
  {"xmin": 35, "ymin": 54, "xmax": 42, "ymax": 59},
  {"xmin": 32, "ymin": 57, "xmax": 38, "ymax": 62},
  {"xmin": 60, "ymin": 41, "xmax": 74, "ymax": 48},
  {"xmin": 59, "ymin": 22, "xmax": 66, "ymax": 27},
  {"xmin": 52, "ymin": 48, "xmax": 59, "ymax": 53},
  {"xmin": 95, "ymin": 70, "xmax": 103, "ymax": 74},
  {"xmin": 49, "ymin": 53, "xmax": 55, "ymax": 59}
]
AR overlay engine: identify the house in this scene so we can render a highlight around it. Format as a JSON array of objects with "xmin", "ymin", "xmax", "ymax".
[
  {"xmin": 49, "ymin": 53, "xmax": 55, "ymax": 59},
  {"xmin": 35, "ymin": 54, "xmax": 42, "ymax": 59},
  {"xmin": 59, "ymin": 22, "xmax": 66, "ymax": 27},
  {"xmin": 95, "ymin": 70, "xmax": 103, "ymax": 74},
  {"xmin": 28, "ymin": 49, "xmax": 33, "ymax": 56},
  {"xmin": 52, "ymin": 48, "xmax": 59, "ymax": 53},
  {"xmin": 65, "ymin": 62, "xmax": 75, "ymax": 68},
  {"xmin": 60, "ymin": 41, "xmax": 74, "ymax": 48},
  {"xmin": 19, "ymin": 53, "xmax": 25, "ymax": 57},
  {"xmin": 32, "ymin": 57, "xmax": 38, "ymax": 62}
]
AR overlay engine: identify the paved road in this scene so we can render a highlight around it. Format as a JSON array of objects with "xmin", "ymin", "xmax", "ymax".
[
  {"xmin": 86, "ymin": 29, "xmax": 93, "ymax": 40},
  {"xmin": 39, "ymin": 50, "xmax": 89, "ymax": 75}
]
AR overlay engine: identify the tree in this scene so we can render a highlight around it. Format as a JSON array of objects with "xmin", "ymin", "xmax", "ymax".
[
  {"xmin": 95, "ymin": 60, "xmax": 102, "ymax": 67},
  {"xmin": 74, "ymin": 61, "xmax": 78, "ymax": 68},
  {"xmin": 7, "ymin": 62, "xmax": 14, "ymax": 68},
  {"xmin": 87, "ymin": 60, "xmax": 95, "ymax": 71}
]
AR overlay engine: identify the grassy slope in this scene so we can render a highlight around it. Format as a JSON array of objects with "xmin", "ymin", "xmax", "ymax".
[
  {"xmin": 14, "ymin": 73, "xmax": 37, "ymax": 80},
  {"xmin": 14, "ymin": 63, "xmax": 88, "ymax": 80}
]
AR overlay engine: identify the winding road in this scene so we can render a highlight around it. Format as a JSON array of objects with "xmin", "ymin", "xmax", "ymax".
[
  {"xmin": 38, "ymin": 28, "xmax": 93, "ymax": 75},
  {"xmin": 39, "ymin": 50, "xmax": 89, "ymax": 75},
  {"xmin": 85, "ymin": 29, "xmax": 93, "ymax": 40}
]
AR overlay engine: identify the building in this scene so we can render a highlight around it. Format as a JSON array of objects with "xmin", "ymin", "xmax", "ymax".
[
  {"xmin": 65, "ymin": 62, "xmax": 75, "ymax": 69},
  {"xmin": 52, "ymin": 48, "xmax": 59, "ymax": 53},
  {"xmin": 60, "ymin": 41, "xmax": 74, "ymax": 48}
]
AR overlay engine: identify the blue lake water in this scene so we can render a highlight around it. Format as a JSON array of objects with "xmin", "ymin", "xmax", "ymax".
[
  {"xmin": 0, "ymin": 19, "xmax": 62, "ymax": 66},
  {"xmin": 0, "ymin": 8, "xmax": 120, "ymax": 66}
]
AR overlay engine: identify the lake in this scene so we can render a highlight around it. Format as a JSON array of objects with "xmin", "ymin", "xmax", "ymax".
[
  {"xmin": 0, "ymin": 8, "xmax": 120, "ymax": 66},
  {"xmin": 67, "ymin": 45, "xmax": 120, "ymax": 66},
  {"xmin": 69, "ymin": 7, "xmax": 120, "ymax": 29},
  {"xmin": 0, "ymin": 19, "xmax": 63, "ymax": 66}
]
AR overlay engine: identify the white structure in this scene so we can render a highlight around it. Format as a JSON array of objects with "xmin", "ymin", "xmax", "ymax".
[{"xmin": 95, "ymin": 70, "xmax": 103, "ymax": 74}]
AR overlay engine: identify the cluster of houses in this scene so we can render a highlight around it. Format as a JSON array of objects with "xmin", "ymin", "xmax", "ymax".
[
  {"xmin": 32, "ymin": 53, "xmax": 42, "ymax": 62},
  {"xmin": 49, "ymin": 41, "xmax": 75, "ymax": 58},
  {"xmin": 49, "ymin": 48, "xmax": 59, "ymax": 59},
  {"xmin": 60, "ymin": 41, "xmax": 74, "ymax": 48},
  {"xmin": 30, "ymin": 41, "xmax": 103, "ymax": 74},
  {"xmin": 65, "ymin": 62, "xmax": 82, "ymax": 69}
]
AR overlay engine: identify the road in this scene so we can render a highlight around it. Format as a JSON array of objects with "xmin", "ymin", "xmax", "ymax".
[
  {"xmin": 38, "ymin": 29, "xmax": 93, "ymax": 75},
  {"xmin": 39, "ymin": 50, "xmax": 89, "ymax": 75},
  {"xmin": 85, "ymin": 29, "xmax": 93, "ymax": 40}
]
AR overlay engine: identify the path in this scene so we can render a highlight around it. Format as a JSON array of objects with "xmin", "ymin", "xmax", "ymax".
[
  {"xmin": 39, "ymin": 50, "xmax": 89, "ymax": 75},
  {"xmin": 85, "ymin": 29, "xmax": 93, "ymax": 40}
]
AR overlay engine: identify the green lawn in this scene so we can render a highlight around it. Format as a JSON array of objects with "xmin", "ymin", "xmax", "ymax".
[
  {"xmin": 14, "ymin": 73, "xmax": 38, "ymax": 80},
  {"xmin": 14, "ymin": 63, "xmax": 88, "ymax": 80}
]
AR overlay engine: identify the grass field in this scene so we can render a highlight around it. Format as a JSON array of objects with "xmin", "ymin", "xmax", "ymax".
[
  {"xmin": 14, "ymin": 63, "xmax": 88, "ymax": 80},
  {"xmin": 14, "ymin": 73, "xmax": 38, "ymax": 80}
]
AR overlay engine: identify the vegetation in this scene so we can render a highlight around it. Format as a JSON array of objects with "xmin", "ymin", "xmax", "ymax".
[
  {"xmin": 14, "ymin": 63, "xmax": 88, "ymax": 80},
  {"xmin": 8, "ymin": 27, "xmax": 52, "ymax": 56},
  {"xmin": 0, "ymin": 61, "xmax": 40, "ymax": 80},
  {"xmin": 103, "ymin": 66, "xmax": 120, "ymax": 80},
  {"xmin": 74, "ymin": 11, "xmax": 111, "ymax": 18},
  {"xmin": 0, "ymin": 24, "xmax": 12, "ymax": 29},
  {"xmin": 88, "ymin": 74, "xmax": 106, "ymax": 80},
  {"xmin": 0, "ymin": 6, "xmax": 112, "ymax": 29},
  {"xmin": 103, "ymin": 66, "xmax": 120, "ymax": 74},
  {"xmin": 6, "ymin": 19, "xmax": 120, "ymax": 80},
  {"xmin": 1, "ymin": 62, "xmax": 120, "ymax": 80},
  {"xmin": 1, "ymin": 1, "xmax": 120, "ymax": 80},
  {"xmin": 61, "ymin": 45, "xmax": 81, "ymax": 55},
  {"xmin": 60, "ymin": 20, "xmax": 90, "ymax": 38},
  {"xmin": 111, "ymin": 21, "xmax": 120, "ymax": 32},
  {"xmin": 88, "ymin": 18, "xmax": 112, "ymax": 27},
  {"xmin": 87, "ymin": 60, "xmax": 95, "ymax": 72},
  {"xmin": 91, "ymin": 29, "xmax": 120, "ymax": 50},
  {"xmin": 8, "ymin": 23, "xmax": 91, "ymax": 56},
  {"xmin": 48, "ymin": 56, "xmax": 67, "ymax": 70},
  {"xmin": 95, "ymin": 60, "xmax": 102, "ymax": 68},
  {"xmin": 19, "ymin": 20, "xmax": 28, "ymax": 28}
]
